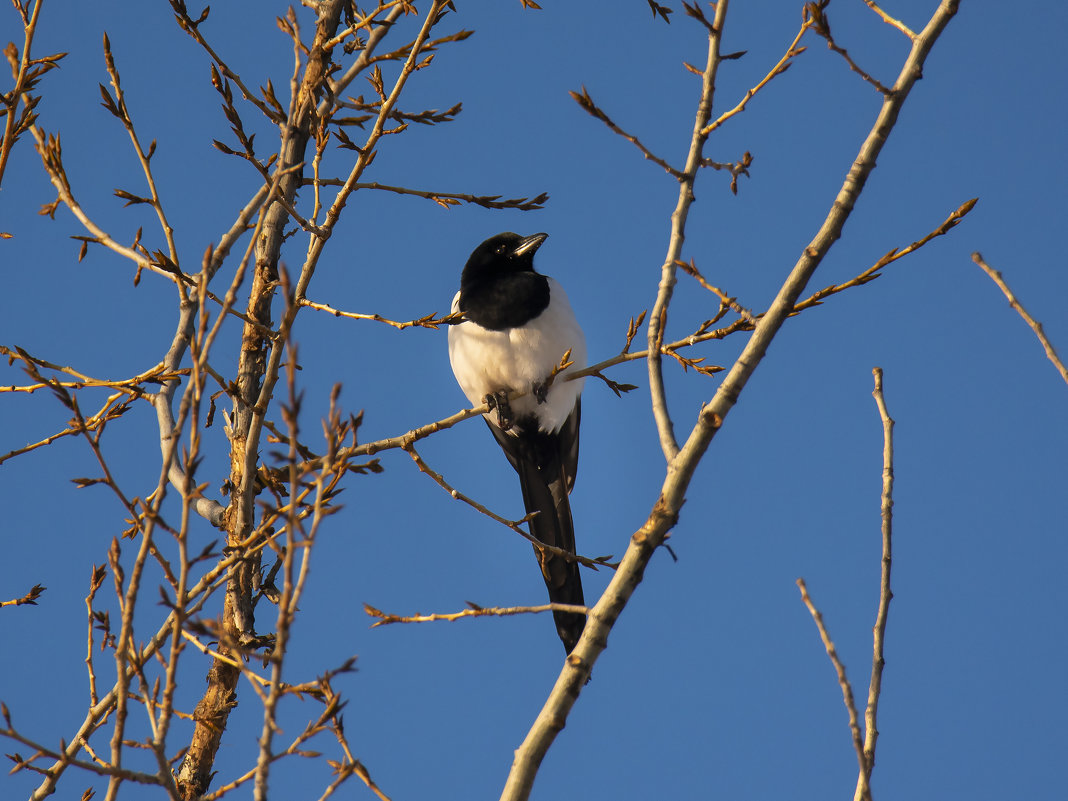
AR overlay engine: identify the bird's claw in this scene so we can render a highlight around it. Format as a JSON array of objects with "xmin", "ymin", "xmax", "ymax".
[
  {"xmin": 532, "ymin": 381, "xmax": 549, "ymax": 405},
  {"xmin": 486, "ymin": 391, "xmax": 514, "ymax": 431}
]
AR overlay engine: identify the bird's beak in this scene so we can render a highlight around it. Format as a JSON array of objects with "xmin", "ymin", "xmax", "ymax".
[{"xmin": 513, "ymin": 232, "xmax": 548, "ymax": 258}]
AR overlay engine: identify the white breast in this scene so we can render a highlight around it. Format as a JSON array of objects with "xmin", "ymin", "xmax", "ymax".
[{"xmin": 448, "ymin": 277, "xmax": 586, "ymax": 433}]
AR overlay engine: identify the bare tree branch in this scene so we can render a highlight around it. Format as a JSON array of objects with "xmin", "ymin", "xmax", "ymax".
[
  {"xmin": 569, "ymin": 86, "xmax": 682, "ymax": 178},
  {"xmin": 862, "ymin": 0, "xmax": 917, "ymax": 40},
  {"xmin": 176, "ymin": 3, "xmax": 354, "ymax": 793},
  {"xmin": 0, "ymin": 0, "xmax": 66, "ymax": 189},
  {"xmin": 365, "ymin": 601, "xmax": 590, "ymax": 627},
  {"xmin": 645, "ymin": 0, "xmax": 731, "ymax": 464},
  {"xmin": 807, "ymin": 1, "xmax": 892, "ymax": 95},
  {"xmin": 299, "ymin": 297, "xmax": 460, "ymax": 329},
  {"xmin": 854, "ymin": 366, "xmax": 896, "ymax": 801},
  {"xmin": 797, "ymin": 577, "xmax": 869, "ymax": 797},
  {"xmin": 500, "ymin": 3, "xmax": 962, "ymax": 798},
  {"xmin": 307, "ymin": 178, "xmax": 549, "ymax": 210},
  {"xmin": 700, "ymin": 18, "xmax": 811, "ymax": 136},
  {"xmin": 402, "ymin": 441, "xmax": 617, "ymax": 570},
  {"xmin": 972, "ymin": 252, "xmax": 1068, "ymax": 387},
  {"xmin": 0, "ymin": 584, "xmax": 46, "ymax": 608},
  {"xmin": 1, "ymin": 2, "xmax": 979, "ymax": 799}
]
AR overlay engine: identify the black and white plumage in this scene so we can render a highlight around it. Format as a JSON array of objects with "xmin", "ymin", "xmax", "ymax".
[{"xmin": 448, "ymin": 232, "xmax": 587, "ymax": 654}]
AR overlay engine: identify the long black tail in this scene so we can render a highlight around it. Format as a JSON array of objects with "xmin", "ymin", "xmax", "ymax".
[
  {"xmin": 516, "ymin": 454, "xmax": 586, "ymax": 653},
  {"xmin": 488, "ymin": 404, "xmax": 585, "ymax": 654}
]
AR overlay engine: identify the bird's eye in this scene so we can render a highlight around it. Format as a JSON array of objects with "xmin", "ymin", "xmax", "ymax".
[{"xmin": 496, "ymin": 245, "xmax": 507, "ymax": 254}]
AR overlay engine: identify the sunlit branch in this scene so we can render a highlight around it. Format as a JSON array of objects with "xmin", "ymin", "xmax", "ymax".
[
  {"xmin": 322, "ymin": 1, "xmax": 404, "ymax": 51},
  {"xmin": 643, "ymin": 0, "xmax": 733, "ymax": 465},
  {"xmin": 675, "ymin": 258, "xmax": 756, "ymax": 323},
  {"xmin": 0, "ymin": 0, "xmax": 65, "ymax": 188},
  {"xmin": 365, "ymin": 601, "xmax": 590, "ymax": 627},
  {"xmin": 862, "ymin": 0, "xmax": 916, "ymax": 40},
  {"xmin": 0, "ymin": 391, "xmax": 131, "ymax": 466},
  {"xmin": 806, "ymin": 2, "xmax": 891, "ymax": 95},
  {"xmin": 402, "ymin": 441, "xmax": 617, "ymax": 570},
  {"xmin": 0, "ymin": 347, "xmax": 175, "ymax": 394},
  {"xmin": 299, "ymin": 297, "xmax": 461, "ymax": 329},
  {"xmin": 101, "ymin": 33, "xmax": 181, "ymax": 271},
  {"xmin": 0, "ymin": 584, "xmax": 46, "ymax": 608},
  {"xmin": 28, "ymin": 127, "xmax": 178, "ymax": 283},
  {"xmin": 797, "ymin": 577, "xmax": 869, "ymax": 797},
  {"xmin": 308, "ymin": 178, "xmax": 549, "ymax": 210},
  {"xmin": 971, "ymin": 252, "xmax": 1068, "ymax": 387},
  {"xmin": 169, "ymin": 1, "xmax": 280, "ymax": 123},
  {"xmin": 501, "ymin": 3, "xmax": 963, "ymax": 799},
  {"xmin": 700, "ymin": 19, "xmax": 811, "ymax": 136},
  {"xmin": 791, "ymin": 197, "xmax": 976, "ymax": 313},
  {"xmin": 569, "ymin": 86, "xmax": 681, "ymax": 179},
  {"xmin": 854, "ymin": 367, "xmax": 895, "ymax": 801},
  {"xmin": 1, "ymin": 715, "xmax": 166, "ymax": 787}
]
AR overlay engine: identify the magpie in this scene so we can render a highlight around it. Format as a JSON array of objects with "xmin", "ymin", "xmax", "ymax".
[{"xmin": 448, "ymin": 232, "xmax": 588, "ymax": 654}]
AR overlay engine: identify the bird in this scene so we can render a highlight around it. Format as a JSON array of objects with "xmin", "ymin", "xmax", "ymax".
[{"xmin": 448, "ymin": 232, "xmax": 588, "ymax": 654}]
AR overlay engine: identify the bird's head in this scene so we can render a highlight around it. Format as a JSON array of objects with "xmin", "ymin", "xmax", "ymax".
[{"xmin": 461, "ymin": 232, "xmax": 548, "ymax": 287}]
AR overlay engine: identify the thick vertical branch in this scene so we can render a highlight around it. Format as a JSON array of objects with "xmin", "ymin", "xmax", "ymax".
[
  {"xmin": 646, "ymin": 0, "xmax": 730, "ymax": 462},
  {"xmin": 175, "ymin": 3, "xmax": 347, "ymax": 797}
]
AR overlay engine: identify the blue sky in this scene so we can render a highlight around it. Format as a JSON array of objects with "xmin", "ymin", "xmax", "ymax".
[{"xmin": 2, "ymin": 1, "xmax": 1066, "ymax": 799}]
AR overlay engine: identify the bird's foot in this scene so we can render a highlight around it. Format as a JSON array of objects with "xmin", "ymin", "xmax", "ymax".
[
  {"xmin": 485, "ymin": 391, "xmax": 514, "ymax": 431},
  {"xmin": 532, "ymin": 380, "xmax": 549, "ymax": 405}
]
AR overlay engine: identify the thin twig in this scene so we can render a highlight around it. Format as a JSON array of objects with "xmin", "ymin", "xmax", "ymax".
[
  {"xmin": 402, "ymin": 442, "xmax": 615, "ymax": 570},
  {"xmin": 971, "ymin": 252, "xmax": 1068, "ymax": 387},
  {"xmin": 307, "ymin": 179, "xmax": 549, "ymax": 210},
  {"xmin": 1, "ymin": 720, "xmax": 166, "ymax": 786},
  {"xmin": 169, "ymin": 1, "xmax": 279, "ymax": 123},
  {"xmin": 806, "ymin": 3, "xmax": 891, "ymax": 95},
  {"xmin": 28, "ymin": 125, "xmax": 177, "ymax": 282},
  {"xmin": 402, "ymin": 442, "xmax": 533, "ymax": 533},
  {"xmin": 0, "ymin": 584, "xmax": 46, "ymax": 608},
  {"xmin": 700, "ymin": 19, "xmax": 811, "ymax": 136},
  {"xmin": 797, "ymin": 578, "xmax": 868, "ymax": 792},
  {"xmin": 675, "ymin": 258, "xmax": 756, "ymax": 323},
  {"xmin": 569, "ymin": 86, "xmax": 681, "ymax": 179},
  {"xmin": 321, "ymin": 0, "xmax": 400, "ymax": 50},
  {"xmin": 0, "ymin": 391, "xmax": 131, "ymax": 465},
  {"xmin": 0, "ymin": 347, "xmax": 175, "ymax": 393},
  {"xmin": 862, "ymin": 0, "xmax": 916, "ymax": 40},
  {"xmin": 364, "ymin": 601, "xmax": 589, "ymax": 627},
  {"xmin": 855, "ymin": 367, "xmax": 895, "ymax": 801},
  {"xmin": 793, "ymin": 198, "xmax": 976, "ymax": 313},
  {"xmin": 299, "ymin": 297, "xmax": 459, "ymax": 329},
  {"xmin": 0, "ymin": 0, "xmax": 63, "ymax": 187},
  {"xmin": 101, "ymin": 33, "xmax": 181, "ymax": 271}
]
